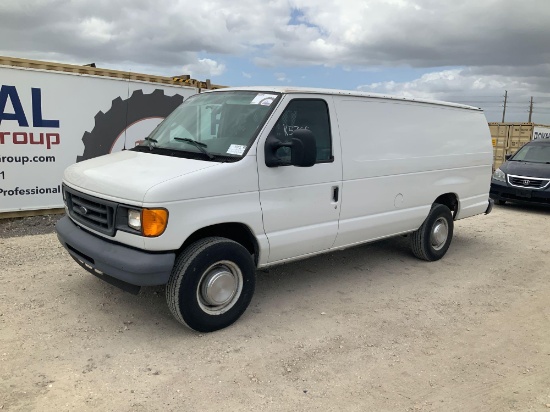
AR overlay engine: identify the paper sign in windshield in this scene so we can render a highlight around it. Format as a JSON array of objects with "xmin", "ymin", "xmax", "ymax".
[
  {"xmin": 227, "ymin": 144, "xmax": 247, "ymax": 155},
  {"xmin": 250, "ymin": 93, "xmax": 277, "ymax": 106}
]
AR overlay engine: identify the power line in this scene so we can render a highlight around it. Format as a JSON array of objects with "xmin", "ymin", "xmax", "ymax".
[
  {"xmin": 440, "ymin": 95, "xmax": 504, "ymax": 98},
  {"xmin": 451, "ymin": 101, "xmax": 506, "ymax": 104},
  {"xmin": 425, "ymin": 91, "xmax": 550, "ymax": 122}
]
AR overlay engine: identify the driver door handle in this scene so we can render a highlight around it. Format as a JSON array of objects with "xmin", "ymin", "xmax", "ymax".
[{"xmin": 332, "ymin": 186, "xmax": 339, "ymax": 202}]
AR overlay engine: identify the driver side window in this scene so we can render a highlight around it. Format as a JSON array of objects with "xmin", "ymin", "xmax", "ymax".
[{"xmin": 270, "ymin": 99, "xmax": 333, "ymax": 163}]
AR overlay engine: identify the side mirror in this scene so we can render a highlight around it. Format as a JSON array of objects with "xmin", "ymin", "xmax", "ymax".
[
  {"xmin": 504, "ymin": 154, "xmax": 512, "ymax": 161},
  {"xmin": 289, "ymin": 129, "xmax": 317, "ymax": 167},
  {"xmin": 265, "ymin": 129, "xmax": 317, "ymax": 167}
]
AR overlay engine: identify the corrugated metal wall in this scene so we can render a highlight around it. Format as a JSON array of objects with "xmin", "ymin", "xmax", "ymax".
[{"xmin": 489, "ymin": 123, "xmax": 550, "ymax": 170}]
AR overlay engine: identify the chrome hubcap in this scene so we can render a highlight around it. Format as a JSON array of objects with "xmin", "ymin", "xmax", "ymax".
[
  {"xmin": 198, "ymin": 261, "xmax": 242, "ymax": 314},
  {"xmin": 202, "ymin": 269, "xmax": 236, "ymax": 305},
  {"xmin": 430, "ymin": 218, "xmax": 449, "ymax": 251}
]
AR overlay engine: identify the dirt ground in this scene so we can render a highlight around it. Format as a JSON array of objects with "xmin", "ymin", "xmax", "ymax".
[{"xmin": 1, "ymin": 204, "xmax": 550, "ymax": 412}]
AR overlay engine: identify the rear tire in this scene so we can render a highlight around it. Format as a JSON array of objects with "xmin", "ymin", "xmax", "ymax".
[
  {"xmin": 410, "ymin": 204, "xmax": 454, "ymax": 261},
  {"xmin": 496, "ymin": 199, "xmax": 506, "ymax": 206},
  {"xmin": 166, "ymin": 237, "xmax": 256, "ymax": 332}
]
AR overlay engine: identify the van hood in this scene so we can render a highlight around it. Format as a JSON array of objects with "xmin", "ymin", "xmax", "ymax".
[
  {"xmin": 64, "ymin": 151, "xmax": 219, "ymax": 202},
  {"xmin": 501, "ymin": 160, "xmax": 550, "ymax": 179}
]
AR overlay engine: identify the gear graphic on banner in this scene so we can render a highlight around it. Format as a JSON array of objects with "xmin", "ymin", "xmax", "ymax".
[{"xmin": 77, "ymin": 89, "xmax": 184, "ymax": 162}]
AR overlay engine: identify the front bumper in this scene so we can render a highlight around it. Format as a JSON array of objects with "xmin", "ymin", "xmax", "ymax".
[
  {"xmin": 56, "ymin": 216, "xmax": 175, "ymax": 293},
  {"xmin": 490, "ymin": 181, "xmax": 550, "ymax": 204}
]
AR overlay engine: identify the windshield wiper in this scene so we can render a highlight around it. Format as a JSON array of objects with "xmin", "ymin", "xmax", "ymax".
[
  {"xmin": 139, "ymin": 137, "xmax": 158, "ymax": 151},
  {"xmin": 174, "ymin": 137, "xmax": 214, "ymax": 160}
]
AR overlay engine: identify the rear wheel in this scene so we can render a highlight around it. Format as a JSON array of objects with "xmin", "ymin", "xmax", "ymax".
[
  {"xmin": 166, "ymin": 237, "xmax": 256, "ymax": 332},
  {"xmin": 410, "ymin": 204, "xmax": 454, "ymax": 261},
  {"xmin": 496, "ymin": 199, "xmax": 506, "ymax": 206}
]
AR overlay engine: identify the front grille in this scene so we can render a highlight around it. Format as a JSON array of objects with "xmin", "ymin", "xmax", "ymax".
[
  {"xmin": 508, "ymin": 175, "xmax": 550, "ymax": 189},
  {"xmin": 63, "ymin": 185, "xmax": 117, "ymax": 236}
]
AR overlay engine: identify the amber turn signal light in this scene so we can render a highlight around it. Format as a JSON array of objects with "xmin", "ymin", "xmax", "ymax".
[{"xmin": 141, "ymin": 208, "xmax": 168, "ymax": 237}]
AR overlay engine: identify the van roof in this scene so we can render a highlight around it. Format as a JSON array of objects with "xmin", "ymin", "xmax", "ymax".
[{"xmin": 210, "ymin": 86, "xmax": 482, "ymax": 111}]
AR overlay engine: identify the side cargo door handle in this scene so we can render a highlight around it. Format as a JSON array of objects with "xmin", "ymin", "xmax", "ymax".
[{"xmin": 332, "ymin": 186, "xmax": 339, "ymax": 202}]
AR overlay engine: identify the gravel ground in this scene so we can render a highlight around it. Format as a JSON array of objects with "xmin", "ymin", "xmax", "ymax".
[
  {"xmin": 0, "ymin": 214, "xmax": 62, "ymax": 238},
  {"xmin": 1, "ymin": 205, "xmax": 550, "ymax": 411}
]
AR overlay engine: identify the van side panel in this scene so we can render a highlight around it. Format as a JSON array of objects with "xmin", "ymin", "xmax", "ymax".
[{"xmin": 333, "ymin": 98, "xmax": 492, "ymax": 248}]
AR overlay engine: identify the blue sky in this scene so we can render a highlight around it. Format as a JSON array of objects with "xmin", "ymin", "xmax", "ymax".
[
  {"xmin": 1, "ymin": 0, "xmax": 549, "ymax": 123},
  {"xmin": 214, "ymin": 55, "xmax": 435, "ymax": 90}
]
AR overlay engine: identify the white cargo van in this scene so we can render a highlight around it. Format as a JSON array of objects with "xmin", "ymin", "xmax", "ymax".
[{"xmin": 56, "ymin": 87, "xmax": 493, "ymax": 332}]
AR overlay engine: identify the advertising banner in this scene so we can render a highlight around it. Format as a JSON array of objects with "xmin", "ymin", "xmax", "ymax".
[
  {"xmin": 533, "ymin": 126, "xmax": 550, "ymax": 140},
  {"xmin": 0, "ymin": 66, "xmax": 197, "ymax": 212}
]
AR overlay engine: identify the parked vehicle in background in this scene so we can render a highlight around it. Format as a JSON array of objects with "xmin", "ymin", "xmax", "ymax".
[
  {"xmin": 489, "ymin": 122, "xmax": 550, "ymax": 171},
  {"xmin": 55, "ymin": 87, "xmax": 494, "ymax": 332},
  {"xmin": 490, "ymin": 139, "xmax": 550, "ymax": 205}
]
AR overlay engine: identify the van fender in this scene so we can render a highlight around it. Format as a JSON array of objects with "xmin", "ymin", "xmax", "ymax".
[{"xmin": 178, "ymin": 222, "xmax": 264, "ymax": 267}]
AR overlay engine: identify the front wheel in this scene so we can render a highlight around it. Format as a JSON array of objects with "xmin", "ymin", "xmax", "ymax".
[
  {"xmin": 166, "ymin": 237, "xmax": 256, "ymax": 332},
  {"xmin": 410, "ymin": 204, "xmax": 454, "ymax": 261}
]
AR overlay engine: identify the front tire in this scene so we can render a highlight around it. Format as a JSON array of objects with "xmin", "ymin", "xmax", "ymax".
[
  {"xmin": 410, "ymin": 204, "xmax": 454, "ymax": 261},
  {"xmin": 166, "ymin": 237, "xmax": 256, "ymax": 332}
]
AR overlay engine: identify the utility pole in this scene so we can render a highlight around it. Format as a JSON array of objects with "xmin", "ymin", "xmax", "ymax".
[
  {"xmin": 502, "ymin": 90, "xmax": 508, "ymax": 122},
  {"xmin": 528, "ymin": 96, "xmax": 533, "ymax": 123}
]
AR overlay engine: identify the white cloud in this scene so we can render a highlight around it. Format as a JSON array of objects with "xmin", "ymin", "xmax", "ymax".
[
  {"xmin": 358, "ymin": 66, "xmax": 550, "ymax": 123},
  {"xmin": 282, "ymin": 0, "xmax": 550, "ymax": 68},
  {"xmin": 182, "ymin": 58, "xmax": 226, "ymax": 78},
  {"xmin": 2, "ymin": 0, "xmax": 548, "ymax": 70},
  {"xmin": 0, "ymin": 0, "xmax": 549, "ymax": 112},
  {"xmin": 359, "ymin": 69, "xmax": 509, "ymax": 99},
  {"xmin": 275, "ymin": 72, "xmax": 290, "ymax": 82},
  {"xmin": 79, "ymin": 17, "xmax": 113, "ymax": 43},
  {"xmin": 242, "ymin": 72, "xmax": 252, "ymax": 79}
]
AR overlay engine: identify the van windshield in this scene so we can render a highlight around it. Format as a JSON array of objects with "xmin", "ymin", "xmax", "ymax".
[
  {"xmin": 512, "ymin": 143, "xmax": 550, "ymax": 164},
  {"xmin": 140, "ymin": 91, "xmax": 280, "ymax": 161}
]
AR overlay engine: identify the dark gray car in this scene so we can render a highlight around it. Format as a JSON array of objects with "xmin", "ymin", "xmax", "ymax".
[{"xmin": 490, "ymin": 139, "xmax": 550, "ymax": 205}]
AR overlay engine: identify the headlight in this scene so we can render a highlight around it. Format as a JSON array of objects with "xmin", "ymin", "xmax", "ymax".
[
  {"xmin": 492, "ymin": 168, "xmax": 506, "ymax": 182},
  {"xmin": 128, "ymin": 209, "xmax": 141, "ymax": 230}
]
